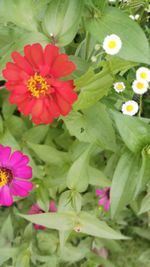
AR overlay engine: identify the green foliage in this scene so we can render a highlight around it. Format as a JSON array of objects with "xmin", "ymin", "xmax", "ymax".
[
  {"xmin": 0, "ymin": 0, "xmax": 150, "ymax": 266},
  {"xmin": 86, "ymin": 6, "xmax": 150, "ymax": 64},
  {"xmin": 42, "ymin": 0, "xmax": 84, "ymax": 46}
]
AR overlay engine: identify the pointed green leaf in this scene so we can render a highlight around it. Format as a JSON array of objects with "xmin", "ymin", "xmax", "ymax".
[
  {"xmin": 19, "ymin": 212, "xmax": 76, "ymax": 231},
  {"xmin": 110, "ymin": 150, "xmax": 140, "ymax": 218},
  {"xmin": 111, "ymin": 111, "xmax": 150, "ymax": 153},
  {"xmin": 67, "ymin": 147, "xmax": 91, "ymax": 192},
  {"xmin": 27, "ymin": 142, "xmax": 69, "ymax": 165},
  {"xmin": 77, "ymin": 212, "xmax": 128, "ymax": 239},
  {"xmin": 135, "ymin": 146, "xmax": 150, "ymax": 196}
]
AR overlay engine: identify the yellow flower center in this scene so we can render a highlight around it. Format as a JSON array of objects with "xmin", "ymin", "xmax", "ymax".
[
  {"xmin": 126, "ymin": 105, "xmax": 133, "ymax": 112},
  {"xmin": 136, "ymin": 82, "xmax": 144, "ymax": 89},
  {"xmin": 27, "ymin": 74, "xmax": 49, "ymax": 98},
  {"xmin": 108, "ymin": 40, "xmax": 117, "ymax": 49},
  {"xmin": 0, "ymin": 168, "xmax": 13, "ymax": 187},
  {"xmin": 140, "ymin": 72, "xmax": 147, "ymax": 79},
  {"xmin": 116, "ymin": 83, "xmax": 124, "ymax": 90}
]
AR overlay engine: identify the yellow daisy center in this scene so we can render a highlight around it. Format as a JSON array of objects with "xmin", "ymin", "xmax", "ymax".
[
  {"xmin": 140, "ymin": 72, "xmax": 147, "ymax": 79},
  {"xmin": 116, "ymin": 84, "xmax": 124, "ymax": 90},
  {"xmin": 0, "ymin": 168, "xmax": 13, "ymax": 188},
  {"xmin": 0, "ymin": 169, "xmax": 8, "ymax": 187},
  {"xmin": 108, "ymin": 40, "xmax": 117, "ymax": 49},
  {"xmin": 136, "ymin": 82, "xmax": 144, "ymax": 89},
  {"xmin": 27, "ymin": 74, "xmax": 49, "ymax": 98},
  {"xmin": 126, "ymin": 105, "xmax": 133, "ymax": 112}
]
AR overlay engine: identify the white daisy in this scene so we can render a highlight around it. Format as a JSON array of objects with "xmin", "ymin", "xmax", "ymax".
[
  {"xmin": 102, "ymin": 34, "xmax": 122, "ymax": 55},
  {"xmin": 113, "ymin": 82, "xmax": 125, "ymax": 93},
  {"xmin": 122, "ymin": 100, "xmax": 138, "ymax": 116},
  {"xmin": 136, "ymin": 67, "xmax": 150, "ymax": 82},
  {"xmin": 132, "ymin": 80, "xmax": 148, "ymax": 95}
]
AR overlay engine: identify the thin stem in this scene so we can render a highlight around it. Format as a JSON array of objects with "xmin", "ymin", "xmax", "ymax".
[{"xmin": 138, "ymin": 95, "xmax": 143, "ymax": 117}]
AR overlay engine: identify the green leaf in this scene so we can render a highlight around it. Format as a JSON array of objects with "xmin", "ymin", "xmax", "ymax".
[
  {"xmin": 74, "ymin": 67, "xmax": 113, "ymax": 110},
  {"xmin": 37, "ymin": 232, "xmax": 58, "ymax": 254},
  {"xmin": 77, "ymin": 212, "xmax": 128, "ymax": 239},
  {"xmin": 2, "ymin": 98, "xmax": 16, "ymax": 119},
  {"xmin": 5, "ymin": 115, "xmax": 27, "ymax": 140},
  {"xmin": 1, "ymin": 215, "xmax": 14, "ymax": 243},
  {"xmin": 42, "ymin": 0, "xmax": 84, "ymax": 46},
  {"xmin": 88, "ymin": 166, "xmax": 111, "ymax": 187},
  {"xmin": 20, "ymin": 211, "xmax": 127, "ymax": 240},
  {"xmin": 22, "ymin": 125, "xmax": 49, "ymax": 144},
  {"xmin": 111, "ymin": 111, "xmax": 150, "ymax": 153},
  {"xmin": 64, "ymin": 103, "xmax": 116, "ymax": 151},
  {"xmin": 0, "ymin": 0, "xmax": 38, "ymax": 32},
  {"xmin": 0, "ymin": 128, "xmax": 20, "ymax": 150},
  {"xmin": 86, "ymin": 7, "xmax": 150, "ymax": 64},
  {"xmin": 19, "ymin": 212, "xmax": 76, "ymax": 231},
  {"xmin": 139, "ymin": 192, "xmax": 150, "ymax": 214},
  {"xmin": 36, "ymin": 182, "xmax": 50, "ymax": 212},
  {"xmin": 67, "ymin": 146, "xmax": 91, "ymax": 192},
  {"xmin": 135, "ymin": 146, "xmax": 150, "ymax": 196},
  {"xmin": 27, "ymin": 142, "xmax": 69, "ymax": 165},
  {"xmin": 58, "ymin": 190, "xmax": 82, "ymax": 212},
  {"xmin": 0, "ymin": 248, "xmax": 16, "ymax": 265},
  {"xmin": 110, "ymin": 150, "xmax": 140, "ymax": 218}
]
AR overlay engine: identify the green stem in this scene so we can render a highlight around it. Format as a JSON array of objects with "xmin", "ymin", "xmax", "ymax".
[{"xmin": 138, "ymin": 95, "xmax": 142, "ymax": 117}]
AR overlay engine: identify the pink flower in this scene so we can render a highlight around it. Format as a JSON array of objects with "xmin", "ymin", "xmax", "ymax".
[
  {"xmin": 28, "ymin": 200, "xmax": 57, "ymax": 230},
  {"xmin": 0, "ymin": 144, "xmax": 32, "ymax": 206},
  {"xmin": 96, "ymin": 187, "xmax": 110, "ymax": 211}
]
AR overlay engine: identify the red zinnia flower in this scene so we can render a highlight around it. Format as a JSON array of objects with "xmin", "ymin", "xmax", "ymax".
[{"xmin": 2, "ymin": 43, "xmax": 78, "ymax": 124}]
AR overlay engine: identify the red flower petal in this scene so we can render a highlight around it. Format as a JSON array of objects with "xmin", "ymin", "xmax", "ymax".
[
  {"xmin": 31, "ymin": 99, "xmax": 44, "ymax": 118},
  {"xmin": 24, "ymin": 45, "xmax": 34, "ymax": 67},
  {"xmin": 54, "ymin": 93, "xmax": 72, "ymax": 116},
  {"xmin": 44, "ymin": 44, "xmax": 59, "ymax": 68},
  {"xmin": 18, "ymin": 98, "xmax": 36, "ymax": 116},
  {"xmin": 30, "ymin": 43, "xmax": 44, "ymax": 68},
  {"xmin": 2, "ymin": 69, "xmax": 21, "ymax": 81},
  {"xmin": 51, "ymin": 54, "xmax": 76, "ymax": 78},
  {"xmin": 56, "ymin": 81, "xmax": 77, "ymax": 104},
  {"xmin": 11, "ymin": 51, "xmax": 34, "ymax": 75},
  {"xmin": 45, "ymin": 97, "xmax": 60, "ymax": 118},
  {"xmin": 38, "ymin": 105, "xmax": 54, "ymax": 124}
]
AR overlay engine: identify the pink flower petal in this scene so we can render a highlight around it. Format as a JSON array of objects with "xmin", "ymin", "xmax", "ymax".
[
  {"xmin": 14, "ymin": 166, "xmax": 32, "ymax": 179},
  {"xmin": 104, "ymin": 201, "xmax": 110, "ymax": 211},
  {"xmin": 10, "ymin": 179, "xmax": 32, "ymax": 197},
  {"xmin": 96, "ymin": 189, "xmax": 105, "ymax": 197},
  {"xmin": 28, "ymin": 204, "xmax": 41, "ymax": 214},
  {"xmin": 34, "ymin": 224, "xmax": 45, "ymax": 230},
  {"xmin": 0, "ymin": 185, "xmax": 13, "ymax": 206},
  {"xmin": 12, "ymin": 179, "xmax": 33, "ymax": 191},
  {"xmin": 14, "ymin": 155, "xmax": 29, "ymax": 168},
  {"xmin": 49, "ymin": 200, "xmax": 57, "ymax": 212},
  {"xmin": 9, "ymin": 151, "xmax": 23, "ymax": 167},
  {"xmin": 0, "ymin": 146, "xmax": 11, "ymax": 166},
  {"xmin": 98, "ymin": 197, "xmax": 107, "ymax": 205}
]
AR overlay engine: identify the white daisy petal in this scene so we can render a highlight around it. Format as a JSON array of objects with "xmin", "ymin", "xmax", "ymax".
[
  {"xmin": 136, "ymin": 67, "xmax": 150, "ymax": 82},
  {"xmin": 122, "ymin": 100, "xmax": 138, "ymax": 116},
  {"xmin": 132, "ymin": 80, "xmax": 148, "ymax": 95},
  {"xmin": 113, "ymin": 82, "xmax": 125, "ymax": 93},
  {"xmin": 103, "ymin": 34, "xmax": 122, "ymax": 55}
]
